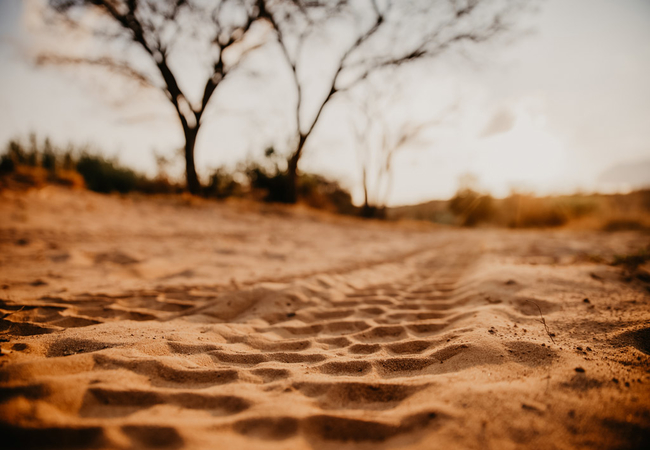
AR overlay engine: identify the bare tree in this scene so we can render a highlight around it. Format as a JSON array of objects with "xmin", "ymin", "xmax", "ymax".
[
  {"xmin": 41, "ymin": 0, "xmax": 268, "ymax": 194},
  {"xmin": 351, "ymin": 78, "xmax": 450, "ymax": 217},
  {"xmin": 259, "ymin": 0, "xmax": 528, "ymax": 203}
]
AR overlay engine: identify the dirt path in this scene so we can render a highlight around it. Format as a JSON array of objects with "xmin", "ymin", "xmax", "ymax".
[{"xmin": 1, "ymin": 188, "xmax": 649, "ymax": 449}]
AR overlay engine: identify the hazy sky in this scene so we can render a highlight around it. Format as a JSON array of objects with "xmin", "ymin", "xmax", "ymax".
[{"xmin": 1, "ymin": 0, "xmax": 649, "ymax": 205}]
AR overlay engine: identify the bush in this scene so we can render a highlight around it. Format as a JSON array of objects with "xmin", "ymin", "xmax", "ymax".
[
  {"xmin": 228, "ymin": 148, "xmax": 358, "ymax": 214},
  {"xmin": 0, "ymin": 134, "xmax": 189, "ymax": 194},
  {"xmin": 602, "ymin": 218, "xmax": 648, "ymax": 232},
  {"xmin": 1, "ymin": 135, "xmax": 358, "ymax": 216},
  {"xmin": 246, "ymin": 164, "xmax": 292, "ymax": 203},
  {"xmin": 449, "ymin": 189, "xmax": 494, "ymax": 226},
  {"xmin": 6, "ymin": 140, "xmax": 26, "ymax": 165},
  {"xmin": 360, "ymin": 204, "xmax": 385, "ymax": 219},
  {"xmin": 298, "ymin": 173, "xmax": 357, "ymax": 215},
  {"xmin": 0, "ymin": 154, "xmax": 15, "ymax": 173},
  {"xmin": 39, "ymin": 138, "xmax": 57, "ymax": 171},
  {"xmin": 76, "ymin": 154, "xmax": 143, "ymax": 193},
  {"xmin": 205, "ymin": 166, "xmax": 246, "ymax": 199},
  {"xmin": 498, "ymin": 194, "xmax": 567, "ymax": 228},
  {"xmin": 241, "ymin": 148, "xmax": 289, "ymax": 203}
]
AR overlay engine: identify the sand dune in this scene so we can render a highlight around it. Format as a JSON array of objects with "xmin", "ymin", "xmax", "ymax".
[{"xmin": 1, "ymin": 188, "xmax": 649, "ymax": 449}]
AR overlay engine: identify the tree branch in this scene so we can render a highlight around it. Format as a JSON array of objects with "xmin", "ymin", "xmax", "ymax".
[
  {"xmin": 197, "ymin": 1, "xmax": 264, "ymax": 125},
  {"xmin": 302, "ymin": 0, "xmax": 387, "ymax": 139},
  {"xmin": 35, "ymin": 54, "xmax": 157, "ymax": 88}
]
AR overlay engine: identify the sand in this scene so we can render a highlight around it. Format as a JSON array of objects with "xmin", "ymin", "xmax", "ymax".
[{"xmin": 1, "ymin": 187, "xmax": 649, "ymax": 449}]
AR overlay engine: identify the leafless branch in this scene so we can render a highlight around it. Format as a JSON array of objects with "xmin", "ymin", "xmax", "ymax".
[
  {"xmin": 35, "ymin": 54, "xmax": 157, "ymax": 88},
  {"xmin": 43, "ymin": 0, "xmax": 269, "ymax": 193},
  {"xmin": 258, "ymin": 0, "xmax": 528, "ymax": 202}
]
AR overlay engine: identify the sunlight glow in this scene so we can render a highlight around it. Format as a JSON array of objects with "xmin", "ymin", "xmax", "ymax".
[{"xmin": 472, "ymin": 109, "xmax": 569, "ymax": 197}]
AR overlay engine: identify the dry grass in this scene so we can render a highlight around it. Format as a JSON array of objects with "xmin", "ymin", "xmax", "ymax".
[{"xmin": 389, "ymin": 190, "xmax": 650, "ymax": 230}]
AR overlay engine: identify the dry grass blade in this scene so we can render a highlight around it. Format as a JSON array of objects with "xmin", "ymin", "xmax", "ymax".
[{"xmin": 525, "ymin": 300, "xmax": 556, "ymax": 344}]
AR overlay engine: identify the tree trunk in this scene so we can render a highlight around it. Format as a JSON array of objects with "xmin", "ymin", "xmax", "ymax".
[
  {"xmin": 184, "ymin": 126, "xmax": 201, "ymax": 195},
  {"xmin": 286, "ymin": 153, "xmax": 299, "ymax": 204},
  {"xmin": 362, "ymin": 166, "xmax": 370, "ymax": 211},
  {"xmin": 286, "ymin": 135, "xmax": 307, "ymax": 204}
]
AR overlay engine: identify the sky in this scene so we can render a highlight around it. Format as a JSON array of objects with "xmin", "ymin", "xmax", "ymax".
[{"xmin": 0, "ymin": 0, "xmax": 649, "ymax": 206}]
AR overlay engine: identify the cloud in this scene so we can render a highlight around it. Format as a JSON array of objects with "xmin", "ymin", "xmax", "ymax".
[
  {"xmin": 480, "ymin": 107, "xmax": 516, "ymax": 138},
  {"xmin": 598, "ymin": 159, "xmax": 650, "ymax": 188}
]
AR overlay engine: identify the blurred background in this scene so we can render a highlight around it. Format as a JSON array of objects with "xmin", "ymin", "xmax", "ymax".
[{"xmin": 1, "ymin": 0, "xmax": 649, "ymax": 227}]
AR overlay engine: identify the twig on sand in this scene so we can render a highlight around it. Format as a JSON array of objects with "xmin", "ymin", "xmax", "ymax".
[{"xmin": 525, "ymin": 300, "xmax": 556, "ymax": 345}]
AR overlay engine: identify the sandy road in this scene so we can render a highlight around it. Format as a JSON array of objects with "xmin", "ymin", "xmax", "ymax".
[{"xmin": 1, "ymin": 188, "xmax": 649, "ymax": 449}]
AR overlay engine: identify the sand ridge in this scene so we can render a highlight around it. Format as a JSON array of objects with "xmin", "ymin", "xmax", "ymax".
[{"xmin": 1, "ymin": 189, "xmax": 649, "ymax": 449}]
